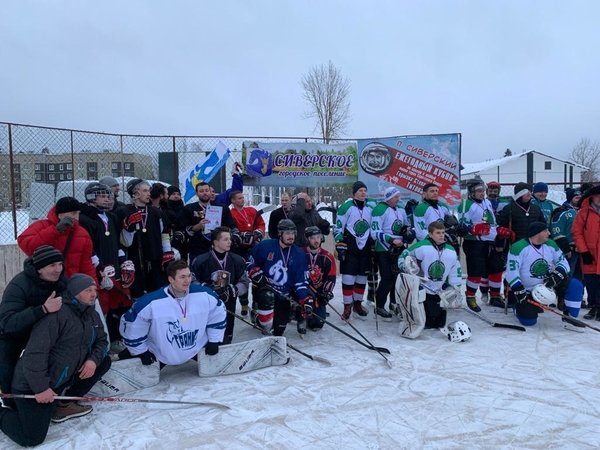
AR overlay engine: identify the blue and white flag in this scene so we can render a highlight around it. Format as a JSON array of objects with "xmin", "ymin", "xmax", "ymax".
[{"xmin": 179, "ymin": 141, "xmax": 231, "ymax": 203}]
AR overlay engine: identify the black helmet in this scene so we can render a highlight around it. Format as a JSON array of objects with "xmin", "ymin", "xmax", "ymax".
[
  {"xmin": 304, "ymin": 226, "xmax": 322, "ymax": 239},
  {"xmin": 443, "ymin": 214, "xmax": 459, "ymax": 229},
  {"xmin": 467, "ymin": 179, "xmax": 486, "ymax": 196},
  {"xmin": 277, "ymin": 219, "xmax": 297, "ymax": 234},
  {"xmin": 126, "ymin": 178, "xmax": 146, "ymax": 196},
  {"xmin": 85, "ymin": 182, "xmax": 112, "ymax": 202}
]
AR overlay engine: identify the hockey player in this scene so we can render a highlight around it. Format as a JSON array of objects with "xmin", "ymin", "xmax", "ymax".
[
  {"xmin": 413, "ymin": 183, "xmax": 450, "ymax": 241},
  {"xmin": 399, "ymin": 221, "xmax": 463, "ymax": 330},
  {"xmin": 334, "ymin": 181, "xmax": 373, "ymax": 320},
  {"xmin": 459, "ymin": 180, "xmax": 515, "ymax": 312},
  {"xmin": 485, "ymin": 181, "xmax": 511, "ymax": 216},
  {"xmin": 119, "ymin": 260, "xmax": 227, "ymax": 366},
  {"xmin": 370, "ymin": 187, "xmax": 411, "ymax": 319},
  {"xmin": 303, "ymin": 226, "xmax": 336, "ymax": 331},
  {"xmin": 117, "ymin": 179, "xmax": 175, "ymax": 298},
  {"xmin": 99, "ymin": 176, "xmax": 126, "ymax": 212},
  {"xmin": 178, "ymin": 181, "xmax": 236, "ymax": 265},
  {"xmin": 550, "ymin": 188, "xmax": 582, "ymax": 281},
  {"xmin": 506, "ymin": 222, "xmax": 573, "ymax": 326},
  {"xmin": 191, "ymin": 227, "xmax": 249, "ymax": 344},
  {"xmin": 246, "ymin": 219, "xmax": 313, "ymax": 336},
  {"xmin": 531, "ymin": 182, "xmax": 555, "ymax": 224}
]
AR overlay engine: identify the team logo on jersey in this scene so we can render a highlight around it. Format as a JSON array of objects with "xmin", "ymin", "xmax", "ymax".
[
  {"xmin": 354, "ymin": 219, "xmax": 370, "ymax": 237},
  {"xmin": 530, "ymin": 258, "xmax": 550, "ymax": 279},
  {"xmin": 268, "ymin": 260, "xmax": 288, "ymax": 287},
  {"xmin": 482, "ymin": 210, "xmax": 494, "ymax": 224},
  {"xmin": 166, "ymin": 320, "xmax": 199, "ymax": 350},
  {"xmin": 267, "ymin": 252, "xmax": 274, "ymax": 261},
  {"xmin": 308, "ymin": 265, "xmax": 323, "ymax": 288},
  {"xmin": 391, "ymin": 219, "xmax": 404, "ymax": 236},
  {"xmin": 428, "ymin": 260, "xmax": 445, "ymax": 281}
]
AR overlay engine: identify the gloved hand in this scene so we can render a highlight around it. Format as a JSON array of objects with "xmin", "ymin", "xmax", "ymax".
[
  {"xmin": 512, "ymin": 285, "xmax": 528, "ymax": 304},
  {"xmin": 470, "ymin": 223, "xmax": 491, "ymax": 236},
  {"xmin": 253, "ymin": 230, "xmax": 264, "ymax": 244},
  {"xmin": 318, "ymin": 291, "xmax": 334, "ymax": 305},
  {"xmin": 123, "ymin": 211, "xmax": 143, "ymax": 232},
  {"xmin": 400, "ymin": 226, "xmax": 417, "ymax": 243},
  {"xmin": 171, "ymin": 231, "xmax": 187, "ymax": 250},
  {"xmin": 454, "ymin": 223, "xmax": 469, "ymax": 238},
  {"xmin": 248, "ymin": 267, "xmax": 267, "ymax": 288},
  {"xmin": 214, "ymin": 284, "xmax": 237, "ymax": 302},
  {"xmin": 140, "ymin": 350, "xmax": 156, "ymax": 366},
  {"xmin": 99, "ymin": 265, "xmax": 115, "ymax": 290},
  {"xmin": 120, "ymin": 260, "xmax": 136, "ymax": 288},
  {"xmin": 298, "ymin": 296, "xmax": 314, "ymax": 319},
  {"xmin": 56, "ymin": 216, "xmax": 74, "ymax": 232},
  {"xmin": 335, "ymin": 242, "xmax": 348, "ymax": 262},
  {"xmin": 205, "ymin": 342, "xmax": 219, "ymax": 356},
  {"xmin": 581, "ymin": 251, "xmax": 595, "ymax": 265},
  {"xmin": 231, "ymin": 231, "xmax": 242, "ymax": 248},
  {"xmin": 496, "ymin": 226, "xmax": 515, "ymax": 241},
  {"xmin": 162, "ymin": 251, "xmax": 175, "ymax": 270},
  {"xmin": 544, "ymin": 269, "xmax": 565, "ymax": 288}
]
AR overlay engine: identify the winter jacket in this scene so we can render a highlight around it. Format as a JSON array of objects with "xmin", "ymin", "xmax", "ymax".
[
  {"xmin": 268, "ymin": 207, "xmax": 290, "ymax": 239},
  {"xmin": 289, "ymin": 198, "xmax": 331, "ymax": 247},
  {"xmin": 79, "ymin": 203, "xmax": 122, "ymax": 270},
  {"xmin": 572, "ymin": 196, "xmax": 600, "ymax": 275},
  {"xmin": 17, "ymin": 206, "xmax": 96, "ymax": 279},
  {"xmin": 496, "ymin": 199, "xmax": 545, "ymax": 243},
  {"xmin": 11, "ymin": 297, "xmax": 108, "ymax": 394}
]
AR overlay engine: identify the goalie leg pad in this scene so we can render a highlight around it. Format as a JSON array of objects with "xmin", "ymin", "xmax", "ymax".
[{"xmin": 89, "ymin": 357, "xmax": 160, "ymax": 397}]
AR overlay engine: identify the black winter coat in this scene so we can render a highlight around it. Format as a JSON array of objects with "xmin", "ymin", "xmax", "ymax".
[
  {"xmin": 79, "ymin": 203, "xmax": 122, "ymax": 270},
  {"xmin": 496, "ymin": 199, "xmax": 545, "ymax": 243},
  {"xmin": 11, "ymin": 297, "xmax": 108, "ymax": 394},
  {"xmin": 268, "ymin": 207, "xmax": 290, "ymax": 239},
  {"xmin": 289, "ymin": 198, "xmax": 331, "ymax": 247}
]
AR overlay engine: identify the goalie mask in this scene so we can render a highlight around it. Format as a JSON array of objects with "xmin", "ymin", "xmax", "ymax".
[
  {"xmin": 440, "ymin": 321, "xmax": 472, "ymax": 343},
  {"xmin": 531, "ymin": 284, "xmax": 557, "ymax": 306}
]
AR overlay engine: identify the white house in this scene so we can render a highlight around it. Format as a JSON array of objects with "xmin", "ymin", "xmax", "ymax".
[{"xmin": 461, "ymin": 150, "xmax": 587, "ymax": 189}]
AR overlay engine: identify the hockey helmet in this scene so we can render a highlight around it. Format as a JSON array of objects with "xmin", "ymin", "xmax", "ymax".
[
  {"xmin": 531, "ymin": 284, "xmax": 557, "ymax": 306},
  {"xmin": 440, "ymin": 321, "xmax": 472, "ymax": 342},
  {"xmin": 467, "ymin": 179, "xmax": 486, "ymax": 196},
  {"xmin": 85, "ymin": 182, "xmax": 112, "ymax": 202},
  {"xmin": 304, "ymin": 226, "xmax": 322, "ymax": 239},
  {"xmin": 126, "ymin": 178, "xmax": 148, "ymax": 197},
  {"xmin": 487, "ymin": 181, "xmax": 501, "ymax": 190},
  {"xmin": 443, "ymin": 214, "xmax": 459, "ymax": 229},
  {"xmin": 277, "ymin": 219, "xmax": 297, "ymax": 234}
]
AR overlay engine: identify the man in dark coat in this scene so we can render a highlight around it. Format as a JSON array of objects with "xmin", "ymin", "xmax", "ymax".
[
  {"xmin": 0, "ymin": 274, "xmax": 111, "ymax": 447},
  {"xmin": 496, "ymin": 182, "xmax": 546, "ymax": 245},
  {"xmin": 0, "ymin": 246, "xmax": 66, "ymax": 397},
  {"xmin": 268, "ymin": 192, "xmax": 292, "ymax": 239},
  {"xmin": 288, "ymin": 192, "xmax": 331, "ymax": 247}
]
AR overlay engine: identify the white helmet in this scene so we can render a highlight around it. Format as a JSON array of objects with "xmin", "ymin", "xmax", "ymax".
[
  {"xmin": 531, "ymin": 284, "xmax": 557, "ymax": 306},
  {"xmin": 440, "ymin": 321, "xmax": 472, "ymax": 342},
  {"xmin": 400, "ymin": 254, "xmax": 420, "ymax": 275}
]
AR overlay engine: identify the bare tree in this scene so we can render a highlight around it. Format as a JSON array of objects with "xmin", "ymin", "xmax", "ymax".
[
  {"xmin": 504, "ymin": 148, "xmax": 512, "ymax": 157},
  {"xmin": 301, "ymin": 61, "xmax": 351, "ymax": 143},
  {"xmin": 570, "ymin": 137, "xmax": 600, "ymax": 182}
]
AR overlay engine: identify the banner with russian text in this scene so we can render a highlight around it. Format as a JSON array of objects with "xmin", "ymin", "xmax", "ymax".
[
  {"xmin": 357, "ymin": 134, "xmax": 461, "ymax": 206},
  {"xmin": 241, "ymin": 141, "xmax": 358, "ymax": 187}
]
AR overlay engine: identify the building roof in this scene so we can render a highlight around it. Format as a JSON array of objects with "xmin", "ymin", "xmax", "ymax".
[{"xmin": 461, "ymin": 150, "xmax": 588, "ymax": 176}]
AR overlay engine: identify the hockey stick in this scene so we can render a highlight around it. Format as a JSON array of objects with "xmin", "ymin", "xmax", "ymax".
[
  {"xmin": 227, "ymin": 309, "xmax": 332, "ymax": 366},
  {"xmin": 461, "ymin": 306, "xmax": 526, "ymax": 331},
  {"xmin": 0, "ymin": 393, "xmax": 229, "ymax": 409},
  {"xmin": 528, "ymin": 300, "xmax": 600, "ymax": 333}
]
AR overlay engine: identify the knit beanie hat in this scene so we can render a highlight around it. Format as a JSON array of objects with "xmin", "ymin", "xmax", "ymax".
[
  {"xmin": 99, "ymin": 176, "xmax": 119, "ymax": 187},
  {"xmin": 565, "ymin": 188, "xmax": 581, "ymax": 204},
  {"xmin": 167, "ymin": 185, "xmax": 181, "ymax": 195},
  {"xmin": 352, "ymin": 181, "xmax": 367, "ymax": 195},
  {"xmin": 32, "ymin": 245, "xmax": 64, "ymax": 270},
  {"xmin": 55, "ymin": 196, "xmax": 81, "ymax": 214},
  {"xmin": 383, "ymin": 187, "xmax": 401, "ymax": 202},
  {"xmin": 527, "ymin": 221, "xmax": 548, "ymax": 238},
  {"xmin": 533, "ymin": 182, "xmax": 548, "ymax": 194},
  {"xmin": 513, "ymin": 182, "xmax": 531, "ymax": 200},
  {"xmin": 67, "ymin": 273, "xmax": 96, "ymax": 297}
]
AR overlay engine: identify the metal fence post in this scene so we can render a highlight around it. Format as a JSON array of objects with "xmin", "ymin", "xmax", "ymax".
[{"xmin": 7, "ymin": 124, "xmax": 17, "ymax": 240}]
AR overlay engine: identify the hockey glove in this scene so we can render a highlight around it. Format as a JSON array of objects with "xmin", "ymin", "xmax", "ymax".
[
  {"xmin": 123, "ymin": 211, "xmax": 143, "ymax": 232},
  {"xmin": 455, "ymin": 223, "xmax": 469, "ymax": 238},
  {"xmin": 298, "ymin": 296, "xmax": 314, "ymax": 319},
  {"xmin": 400, "ymin": 226, "xmax": 417, "ymax": 243},
  {"xmin": 470, "ymin": 223, "xmax": 491, "ymax": 236},
  {"xmin": 544, "ymin": 269, "xmax": 565, "ymax": 289},
  {"xmin": 512, "ymin": 285, "xmax": 528, "ymax": 304},
  {"xmin": 496, "ymin": 226, "xmax": 516, "ymax": 241},
  {"xmin": 231, "ymin": 231, "xmax": 242, "ymax": 249},
  {"xmin": 171, "ymin": 230, "xmax": 187, "ymax": 250},
  {"xmin": 581, "ymin": 251, "xmax": 595, "ymax": 265},
  {"xmin": 248, "ymin": 267, "xmax": 268, "ymax": 288},
  {"xmin": 56, "ymin": 216, "xmax": 74, "ymax": 232},
  {"xmin": 214, "ymin": 284, "xmax": 238, "ymax": 302},
  {"xmin": 205, "ymin": 342, "xmax": 219, "ymax": 356},
  {"xmin": 140, "ymin": 350, "xmax": 156, "ymax": 366},
  {"xmin": 120, "ymin": 260, "xmax": 136, "ymax": 288},
  {"xmin": 161, "ymin": 251, "xmax": 176, "ymax": 270},
  {"xmin": 99, "ymin": 265, "xmax": 116, "ymax": 290},
  {"xmin": 253, "ymin": 230, "xmax": 264, "ymax": 244},
  {"xmin": 318, "ymin": 291, "xmax": 334, "ymax": 305},
  {"xmin": 335, "ymin": 242, "xmax": 348, "ymax": 262}
]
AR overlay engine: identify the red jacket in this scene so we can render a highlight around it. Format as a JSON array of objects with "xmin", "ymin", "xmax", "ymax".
[
  {"xmin": 17, "ymin": 206, "xmax": 96, "ymax": 280},
  {"xmin": 572, "ymin": 197, "xmax": 600, "ymax": 275}
]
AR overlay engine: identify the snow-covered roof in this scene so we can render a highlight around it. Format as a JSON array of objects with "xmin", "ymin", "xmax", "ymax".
[{"xmin": 462, "ymin": 150, "xmax": 588, "ymax": 176}]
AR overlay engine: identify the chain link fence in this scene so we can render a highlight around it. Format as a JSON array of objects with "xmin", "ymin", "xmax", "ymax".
[{"xmin": 0, "ymin": 122, "xmax": 355, "ymax": 244}]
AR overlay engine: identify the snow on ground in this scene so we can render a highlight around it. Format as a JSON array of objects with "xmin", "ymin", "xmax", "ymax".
[{"xmin": 2, "ymin": 281, "xmax": 600, "ymax": 450}]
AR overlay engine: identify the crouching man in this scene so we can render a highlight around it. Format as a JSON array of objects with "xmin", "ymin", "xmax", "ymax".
[
  {"xmin": 0, "ymin": 274, "xmax": 111, "ymax": 447},
  {"xmin": 118, "ymin": 260, "xmax": 227, "ymax": 367}
]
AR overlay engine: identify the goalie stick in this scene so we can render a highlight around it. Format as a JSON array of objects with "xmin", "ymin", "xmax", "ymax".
[
  {"xmin": 461, "ymin": 306, "xmax": 526, "ymax": 331},
  {"xmin": 0, "ymin": 393, "xmax": 229, "ymax": 410},
  {"xmin": 528, "ymin": 300, "xmax": 599, "ymax": 333}
]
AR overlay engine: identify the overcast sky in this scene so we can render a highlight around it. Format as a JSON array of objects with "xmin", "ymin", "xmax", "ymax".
[{"xmin": 1, "ymin": 0, "xmax": 599, "ymax": 162}]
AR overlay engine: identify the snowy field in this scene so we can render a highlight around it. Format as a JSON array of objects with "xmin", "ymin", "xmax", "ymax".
[{"xmin": 2, "ymin": 280, "xmax": 600, "ymax": 450}]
